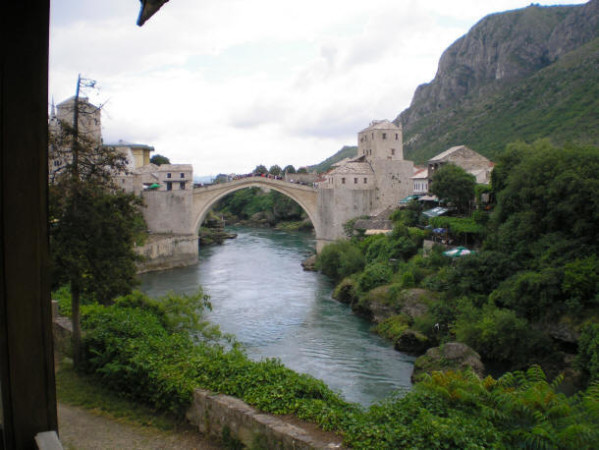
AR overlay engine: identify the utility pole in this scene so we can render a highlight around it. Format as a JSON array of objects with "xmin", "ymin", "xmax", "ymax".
[
  {"xmin": 68, "ymin": 73, "xmax": 96, "ymax": 367},
  {"xmin": 71, "ymin": 74, "xmax": 96, "ymax": 180}
]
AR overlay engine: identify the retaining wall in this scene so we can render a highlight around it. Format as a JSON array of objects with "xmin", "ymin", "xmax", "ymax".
[
  {"xmin": 135, "ymin": 233, "xmax": 198, "ymax": 273},
  {"xmin": 186, "ymin": 389, "xmax": 344, "ymax": 449}
]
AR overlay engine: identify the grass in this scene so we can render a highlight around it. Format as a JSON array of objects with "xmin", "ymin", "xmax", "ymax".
[{"xmin": 55, "ymin": 358, "xmax": 185, "ymax": 431}]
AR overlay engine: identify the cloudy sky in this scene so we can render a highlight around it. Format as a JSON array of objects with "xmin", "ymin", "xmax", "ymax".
[{"xmin": 49, "ymin": 0, "xmax": 585, "ymax": 177}]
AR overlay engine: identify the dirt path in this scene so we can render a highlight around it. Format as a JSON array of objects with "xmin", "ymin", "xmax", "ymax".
[{"xmin": 58, "ymin": 403, "xmax": 222, "ymax": 449}]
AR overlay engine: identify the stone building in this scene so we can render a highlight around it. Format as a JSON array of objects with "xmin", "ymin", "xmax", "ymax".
[
  {"xmin": 48, "ymin": 96, "xmax": 103, "ymax": 182},
  {"xmin": 108, "ymin": 140, "xmax": 154, "ymax": 170},
  {"xmin": 409, "ymin": 146, "xmax": 494, "ymax": 196},
  {"xmin": 427, "ymin": 145, "xmax": 493, "ymax": 184},
  {"xmin": 317, "ymin": 120, "xmax": 414, "ymax": 241},
  {"xmin": 411, "ymin": 167, "xmax": 429, "ymax": 195}
]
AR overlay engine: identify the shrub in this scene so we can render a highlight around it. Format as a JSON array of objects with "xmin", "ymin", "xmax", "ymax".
[
  {"xmin": 358, "ymin": 263, "xmax": 393, "ymax": 292},
  {"xmin": 316, "ymin": 240, "xmax": 365, "ymax": 281},
  {"xmin": 374, "ymin": 315, "xmax": 411, "ymax": 342},
  {"xmin": 577, "ymin": 322, "xmax": 599, "ymax": 384},
  {"xmin": 454, "ymin": 301, "xmax": 548, "ymax": 365},
  {"xmin": 332, "ymin": 277, "xmax": 359, "ymax": 305},
  {"xmin": 79, "ymin": 291, "xmax": 357, "ymax": 429}
]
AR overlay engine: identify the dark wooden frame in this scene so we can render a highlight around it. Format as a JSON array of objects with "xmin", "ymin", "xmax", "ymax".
[{"xmin": 1, "ymin": 1, "xmax": 58, "ymax": 448}]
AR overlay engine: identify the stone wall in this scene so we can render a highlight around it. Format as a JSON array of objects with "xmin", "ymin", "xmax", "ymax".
[
  {"xmin": 186, "ymin": 389, "xmax": 343, "ymax": 449},
  {"xmin": 142, "ymin": 189, "xmax": 194, "ymax": 235},
  {"xmin": 135, "ymin": 234, "xmax": 198, "ymax": 273},
  {"xmin": 317, "ymin": 187, "xmax": 375, "ymax": 244}
]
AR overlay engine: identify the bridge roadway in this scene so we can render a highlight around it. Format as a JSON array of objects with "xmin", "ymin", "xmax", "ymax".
[{"xmin": 191, "ymin": 176, "xmax": 322, "ymax": 244}]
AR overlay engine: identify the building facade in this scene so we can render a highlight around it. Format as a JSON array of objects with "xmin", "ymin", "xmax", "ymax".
[{"xmin": 317, "ymin": 120, "xmax": 414, "ymax": 242}]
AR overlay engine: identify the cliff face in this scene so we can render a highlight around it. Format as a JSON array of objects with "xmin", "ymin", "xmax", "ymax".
[{"xmin": 397, "ymin": 0, "xmax": 599, "ymax": 138}]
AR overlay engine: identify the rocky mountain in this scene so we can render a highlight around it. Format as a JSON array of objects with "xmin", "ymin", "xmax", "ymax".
[{"xmin": 396, "ymin": 0, "xmax": 599, "ymax": 162}]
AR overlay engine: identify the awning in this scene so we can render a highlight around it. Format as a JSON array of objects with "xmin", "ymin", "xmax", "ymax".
[
  {"xmin": 418, "ymin": 195, "xmax": 439, "ymax": 202},
  {"xmin": 364, "ymin": 229, "xmax": 392, "ymax": 236},
  {"xmin": 399, "ymin": 194, "xmax": 421, "ymax": 204},
  {"xmin": 422, "ymin": 206, "xmax": 448, "ymax": 218},
  {"xmin": 443, "ymin": 246, "xmax": 475, "ymax": 258}
]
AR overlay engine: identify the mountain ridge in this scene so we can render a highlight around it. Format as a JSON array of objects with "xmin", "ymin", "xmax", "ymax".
[{"xmin": 393, "ymin": 0, "xmax": 599, "ymax": 162}]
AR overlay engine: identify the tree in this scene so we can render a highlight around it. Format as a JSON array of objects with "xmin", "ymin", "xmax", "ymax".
[
  {"xmin": 490, "ymin": 141, "xmax": 599, "ymax": 264},
  {"xmin": 150, "ymin": 154, "xmax": 170, "ymax": 165},
  {"xmin": 50, "ymin": 114, "xmax": 146, "ymax": 367},
  {"xmin": 269, "ymin": 164, "xmax": 282, "ymax": 176},
  {"xmin": 253, "ymin": 164, "xmax": 268, "ymax": 175},
  {"xmin": 430, "ymin": 163, "xmax": 476, "ymax": 213},
  {"xmin": 297, "ymin": 167, "xmax": 308, "ymax": 174},
  {"xmin": 283, "ymin": 165, "xmax": 296, "ymax": 174}
]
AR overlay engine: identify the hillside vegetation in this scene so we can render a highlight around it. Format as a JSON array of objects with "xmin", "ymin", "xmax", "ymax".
[
  {"xmin": 309, "ymin": 145, "xmax": 357, "ymax": 173},
  {"xmin": 402, "ymin": 37, "xmax": 599, "ymax": 162},
  {"xmin": 395, "ymin": 0, "xmax": 599, "ymax": 163}
]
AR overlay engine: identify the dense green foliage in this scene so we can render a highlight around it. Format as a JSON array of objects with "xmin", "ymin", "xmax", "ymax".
[
  {"xmin": 73, "ymin": 290, "xmax": 356, "ymax": 430},
  {"xmin": 50, "ymin": 182, "xmax": 145, "ymax": 304},
  {"xmin": 319, "ymin": 141, "xmax": 599, "ymax": 383},
  {"xmin": 403, "ymin": 37, "xmax": 599, "ymax": 163},
  {"xmin": 62, "ymin": 288, "xmax": 599, "ymax": 448},
  {"xmin": 345, "ymin": 367, "xmax": 599, "ymax": 449},
  {"xmin": 429, "ymin": 164, "xmax": 476, "ymax": 213}
]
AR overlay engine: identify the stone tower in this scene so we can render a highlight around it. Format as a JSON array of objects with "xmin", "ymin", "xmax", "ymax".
[
  {"xmin": 357, "ymin": 120, "xmax": 413, "ymax": 212},
  {"xmin": 316, "ymin": 120, "xmax": 415, "ymax": 245}
]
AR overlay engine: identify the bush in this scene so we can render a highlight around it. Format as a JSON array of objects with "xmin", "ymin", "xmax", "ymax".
[
  {"xmin": 79, "ymin": 291, "xmax": 357, "ymax": 429},
  {"xmin": 332, "ymin": 277, "xmax": 359, "ymax": 305},
  {"xmin": 454, "ymin": 301, "xmax": 548, "ymax": 365},
  {"xmin": 316, "ymin": 240, "xmax": 365, "ymax": 281},
  {"xmin": 374, "ymin": 315, "xmax": 411, "ymax": 342},
  {"xmin": 344, "ymin": 367, "xmax": 599, "ymax": 449},
  {"xmin": 490, "ymin": 268, "xmax": 564, "ymax": 320},
  {"xmin": 358, "ymin": 263, "xmax": 393, "ymax": 292},
  {"xmin": 577, "ymin": 322, "xmax": 599, "ymax": 384}
]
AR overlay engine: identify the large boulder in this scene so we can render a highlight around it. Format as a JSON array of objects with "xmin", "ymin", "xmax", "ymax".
[
  {"xmin": 301, "ymin": 254, "xmax": 317, "ymax": 271},
  {"xmin": 411, "ymin": 342, "xmax": 485, "ymax": 382},
  {"xmin": 395, "ymin": 329, "xmax": 430, "ymax": 354},
  {"xmin": 396, "ymin": 288, "xmax": 431, "ymax": 320}
]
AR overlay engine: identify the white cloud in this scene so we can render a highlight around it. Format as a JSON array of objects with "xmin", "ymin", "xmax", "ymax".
[{"xmin": 49, "ymin": 0, "xmax": 586, "ymax": 175}]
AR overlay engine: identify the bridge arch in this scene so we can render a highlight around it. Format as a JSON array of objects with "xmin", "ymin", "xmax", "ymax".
[{"xmin": 192, "ymin": 177, "xmax": 321, "ymax": 240}]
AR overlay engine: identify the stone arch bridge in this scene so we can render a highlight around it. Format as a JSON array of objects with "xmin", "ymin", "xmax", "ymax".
[
  {"xmin": 139, "ymin": 177, "xmax": 331, "ymax": 270},
  {"xmin": 191, "ymin": 177, "xmax": 321, "ymax": 243}
]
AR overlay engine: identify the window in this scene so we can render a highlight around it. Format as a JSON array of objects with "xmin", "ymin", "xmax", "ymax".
[
  {"xmin": 341, "ymin": 177, "xmax": 346, "ymax": 184},
  {"xmin": 391, "ymin": 149, "xmax": 395, "ymax": 156},
  {"xmin": 354, "ymin": 178, "xmax": 358, "ymax": 184},
  {"xmin": 180, "ymin": 172, "xmax": 184, "ymax": 178},
  {"xmin": 364, "ymin": 178, "xmax": 367, "ymax": 184},
  {"xmin": 166, "ymin": 182, "xmax": 172, "ymax": 191},
  {"xmin": 180, "ymin": 182, "xmax": 185, "ymax": 190},
  {"xmin": 395, "ymin": 133, "xmax": 398, "ymax": 140},
  {"xmin": 382, "ymin": 133, "xmax": 386, "ymax": 139},
  {"xmin": 166, "ymin": 173, "xmax": 172, "ymax": 179}
]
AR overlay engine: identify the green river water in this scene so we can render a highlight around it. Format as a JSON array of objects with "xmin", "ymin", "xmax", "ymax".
[{"xmin": 139, "ymin": 226, "xmax": 414, "ymax": 406}]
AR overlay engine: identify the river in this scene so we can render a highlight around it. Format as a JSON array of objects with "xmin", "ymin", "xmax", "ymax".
[{"xmin": 139, "ymin": 226, "xmax": 414, "ymax": 406}]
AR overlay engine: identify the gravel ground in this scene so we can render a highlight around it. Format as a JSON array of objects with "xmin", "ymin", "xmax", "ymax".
[{"xmin": 58, "ymin": 403, "xmax": 222, "ymax": 449}]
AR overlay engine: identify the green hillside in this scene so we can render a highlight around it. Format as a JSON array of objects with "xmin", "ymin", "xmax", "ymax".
[
  {"xmin": 310, "ymin": 145, "xmax": 358, "ymax": 173},
  {"xmin": 403, "ymin": 37, "xmax": 599, "ymax": 163}
]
